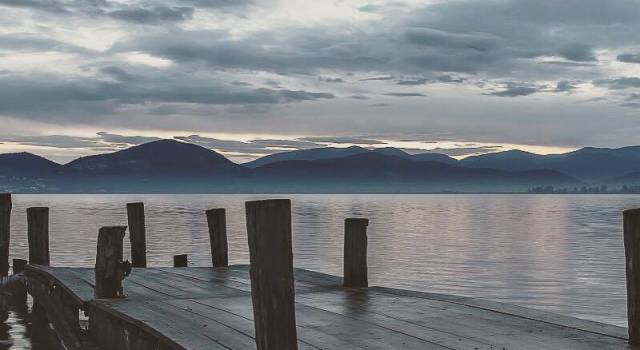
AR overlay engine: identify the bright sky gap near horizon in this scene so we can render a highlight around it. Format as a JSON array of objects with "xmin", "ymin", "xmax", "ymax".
[{"xmin": 0, "ymin": 0, "xmax": 639, "ymax": 163}]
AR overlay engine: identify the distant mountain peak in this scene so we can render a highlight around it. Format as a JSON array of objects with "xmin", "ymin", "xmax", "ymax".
[{"xmin": 67, "ymin": 138, "xmax": 239, "ymax": 174}]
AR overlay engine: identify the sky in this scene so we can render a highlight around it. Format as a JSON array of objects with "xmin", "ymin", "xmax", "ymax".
[{"xmin": 0, "ymin": 0, "xmax": 639, "ymax": 163}]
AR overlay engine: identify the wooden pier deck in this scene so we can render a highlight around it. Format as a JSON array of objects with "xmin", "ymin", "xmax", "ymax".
[{"xmin": 25, "ymin": 264, "xmax": 634, "ymax": 350}]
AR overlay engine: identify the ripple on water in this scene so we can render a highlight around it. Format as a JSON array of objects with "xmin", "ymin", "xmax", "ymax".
[{"xmin": 2, "ymin": 193, "xmax": 637, "ymax": 348}]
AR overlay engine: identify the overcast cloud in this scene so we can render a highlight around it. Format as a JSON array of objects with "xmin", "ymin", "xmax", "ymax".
[{"xmin": 1, "ymin": 0, "xmax": 640, "ymax": 161}]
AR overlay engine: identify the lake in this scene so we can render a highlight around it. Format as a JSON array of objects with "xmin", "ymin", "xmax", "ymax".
[{"xmin": 2, "ymin": 194, "xmax": 638, "ymax": 348}]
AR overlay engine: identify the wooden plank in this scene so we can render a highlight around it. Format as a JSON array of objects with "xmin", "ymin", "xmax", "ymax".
[
  {"xmin": 91, "ymin": 299, "xmax": 230, "ymax": 350},
  {"xmin": 127, "ymin": 268, "xmax": 249, "ymax": 299},
  {"xmin": 373, "ymin": 286, "xmax": 629, "ymax": 340},
  {"xmin": 245, "ymin": 199, "xmax": 298, "ymax": 350},
  {"xmin": 25, "ymin": 266, "xmax": 93, "ymax": 305},
  {"xmin": 127, "ymin": 202, "xmax": 147, "ymax": 268},
  {"xmin": 0, "ymin": 193, "xmax": 11, "ymax": 277},
  {"xmin": 192, "ymin": 296, "xmax": 450, "ymax": 349},
  {"xmin": 358, "ymin": 289, "xmax": 630, "ymax": 350},
  {"xmin": 24, "ymin": 265, "xmax": 634, "ymax": 350},
  {"xmin": 296, "ymin": 291, "xmax": 495, "ymax": 350}
]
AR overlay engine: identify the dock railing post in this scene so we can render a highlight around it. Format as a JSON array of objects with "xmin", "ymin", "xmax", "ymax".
[
  {"xmin": 245, "ymin": 199, "xmax": 298, "ymax": 350},
  {"xmin": 173, "ymin": 254, "xmax": 188, "ymax": 267},
  {"xmin": 206, "ymin": 208, "xmax": 228, "ymax": 268},
  {"xmin": 27, "ymin": 207, "xmax": 50, "ymax": 266},
  {"xmin": 127, "ymin": 202, "xmax": 147, "ymax": 268},
  {"xmin": 344, "ymin": 218, "xmax": 369, "ymax": 288},
  {"xmin": 625, "ymin": 209, "xmax": 640, "ymax": 344},
  {"xmin": 95, "ymin": 226, "xmax": 130, "ymax": 298},
  {"xmin": 0, "ymin": 193, "xmax": 11, "ymax": 277}
]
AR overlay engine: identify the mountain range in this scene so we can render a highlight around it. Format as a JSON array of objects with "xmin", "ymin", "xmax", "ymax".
[{"xmin": 1, "ymin": 139, "xmax": 639, "ymax": 193}]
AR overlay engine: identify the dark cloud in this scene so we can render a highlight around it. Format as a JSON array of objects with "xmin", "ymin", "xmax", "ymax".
[
  {"xmin": 350, "ymin": 95, "xmax": 369, "ymax": 100},
  {"xmin": 555, "ymin": 80, "xmax": 578, "ymax": 92},
  {"xmin": 0, "ymin": 0, "xmax": 198, "ymax": 24},
  {"xmin": 360, "ymin": 76, "xmax": 394, "ymax": 81},
  {"xmin": 488, "ymin": 83, "xmax": 542, "ymax": 97},
  {"xmin": 96, "ymin": 132, "xmax": 160, "ymax": 145},
  {"xmin": 107, "ymin": 6, "xmax": 194, "ymax": 24},
  {"xmin": 369, "ymin": 103, "xmax": 391, "ymax": 107},
  {"xmin": 0, "ymin": 132, "xmax": 160, "ymax": 150},
  {"xmin": 174, "ymin": 135, "xmax": 322, "ymax": 155},
  {"xmin": 100, "ymin": 66, "xmax": 136, "ymax": 82},
  {"xmin": 0, "ymin": 0, "xmax": 69, "ymax": 13},
  {"xmin": 0, "ymin": 33, "xmax": 89, "ymax": 53},
  {"xmin": 626, "ymin": 93, "xmax": 640, "ymax": 101},
  {"xmin": 301, "ymin": 137, "xmax": 386, "ymax": 145},
  {"xmin": 384, "ymin": 92, "xmax": 426, "ymax": 97},
  {"xmin": 0, "ymin": 134, "xmax": 103, "ymax": 149},
  {"xmin": 617, "ymin": 53, "xmax": 640, "ymax": 63},
  {"xmin": 428, "ymin": 146, "xmax": 502, "ymax": 157},
  {"xmin": 0, "ymin": 68, "xmax": 334, "ymax": 120},
  {"xmin": 396, "ymin": 75, "xmax": 465, "ymax": 86},
  {"xmin": 595, "ymin": 77, "xmax": 640, "ymax": 90},
  {"xmin": 404, "ymin": 27, "xmax": 500, "ymax": 52},
  {"xmin": 556, "ymin": 43, "xmax": 597, "ymax": 62},
  {"xmin": 318, "ymin": 77, "xmax": 344, "ymax": 83},
  {"xmin": 182, "ymin": 0, "xmax": 253, "ymax": 8}
]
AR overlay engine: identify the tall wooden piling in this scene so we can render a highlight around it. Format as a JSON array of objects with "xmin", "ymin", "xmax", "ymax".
[
  {"xmin": 344, "ymin": 218, "xmax": 369, "ymax": 288},
  {"xmin": 95, "ymin": 226, "xmax": 128, "ymax": 298},
  {"xmin": 245, "ymin": 199, "xmax": 298, "ymax": 350},
  {"xmin": 0, "ymin": 193, "xmax": 11, "ymax": 277},
  {"xmin": 173, "ymin": 254, "xmax": 188, "ymax": 267},
  {"xmin": 206, "ymin": 208, "xmax": 228, "ymax": 267},
  {"xmin": 27, "ymin": 207, "xmax": 50, "ymax": 266},
  {"xmin": 127, "ymin": 202, "xmax": 147, "ymax": 268},
  {"xmin": 625, "ymin": 209, "xmax": 640, "ymax": 344}
]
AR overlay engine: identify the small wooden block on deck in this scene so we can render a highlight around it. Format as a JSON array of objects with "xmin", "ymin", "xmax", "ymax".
[{"xmin": 24, "ymin": 265, "xmax": 633, "ymax": 350}]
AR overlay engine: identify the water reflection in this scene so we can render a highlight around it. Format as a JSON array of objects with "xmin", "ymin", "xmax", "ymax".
[{"xmin": 2, "ymin": 194, "xmax": 638, "ymax": 348}]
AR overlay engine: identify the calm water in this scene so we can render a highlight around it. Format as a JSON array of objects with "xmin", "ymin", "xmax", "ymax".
[{"xmin": 2, "ymin": 194, "xmax": 638, "ymax": 348}]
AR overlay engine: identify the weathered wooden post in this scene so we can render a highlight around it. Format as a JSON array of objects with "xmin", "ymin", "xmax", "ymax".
[
  {"xmin": 173, "ymin": 254, "xmax": 188, "ymax": 267},
  {"xmin": 344, "ymin": 218, "xmax": 369, "ymax": 288},
  {"xmin": 206, "ymin": 208, "xmax": 228, "ymax": 267},
  {"xmin": 27, "ymin": 207, "xmax": 49, "ymax": 265},
  {"xmin": 625, "ymin": 209, "xmax": 640, "ymax": 344},
  {"xmin": 12, "ymin": 258, "xmax": 27, "ymax": 304},
  {"xmin": 12, "ymin": 258, "xmax": 27, "ymax": 274},
  {"xmin": 95, "ymin": 226, "xmax": 130, "ymax": 298},
  {"xmin": 245, "ymin": 199, "xmax": 298, "ymax": 350},
  {"xmin": 0, "ymin": 193, "xmax": 11, "ymax": 277},
  {"xmin": 127, "ymin": 202, "xmax": 147, "ymax": 268}
]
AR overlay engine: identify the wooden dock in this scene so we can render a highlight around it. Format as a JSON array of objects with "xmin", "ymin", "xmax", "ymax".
[
  {"xmin": 23, "ymin": 264, "xmax": 634, "ymax": 350},
  {"xmin": 3, "ymin": 194, "xmax": 640, "ymax": 349}
]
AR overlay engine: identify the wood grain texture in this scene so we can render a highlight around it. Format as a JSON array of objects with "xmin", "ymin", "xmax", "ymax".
[
  {"xmin": 245, "ymin": 199, "xmax": 298, "ymax": 350},
  {"xmin": 95, "ymin": 226, "xmax": 127, "ymax": 298},
  {"xmin": 625, "ymin": 208, "xmax": 640, "ymax": 344},
  {"xmin": 0, "ymin": 193, "xmax": 11, "ymax": 277},
  {"xmin": 127, "ymin": 202, "xmax": 147, "ymax": 268},
  {"xmin": 344, "ymin": 218, "xmax": 369, "ymax": 288},
  {"xmin": 206, "ymin": 208, "xmax": 228, "ymax": 267},
  {"xmin": 27, "ymin": 207, "xmax": 49, "ymax": 266},
  {"xmin": 24, "ymin": 265, "xmax": 636, "ymax": 350}
]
